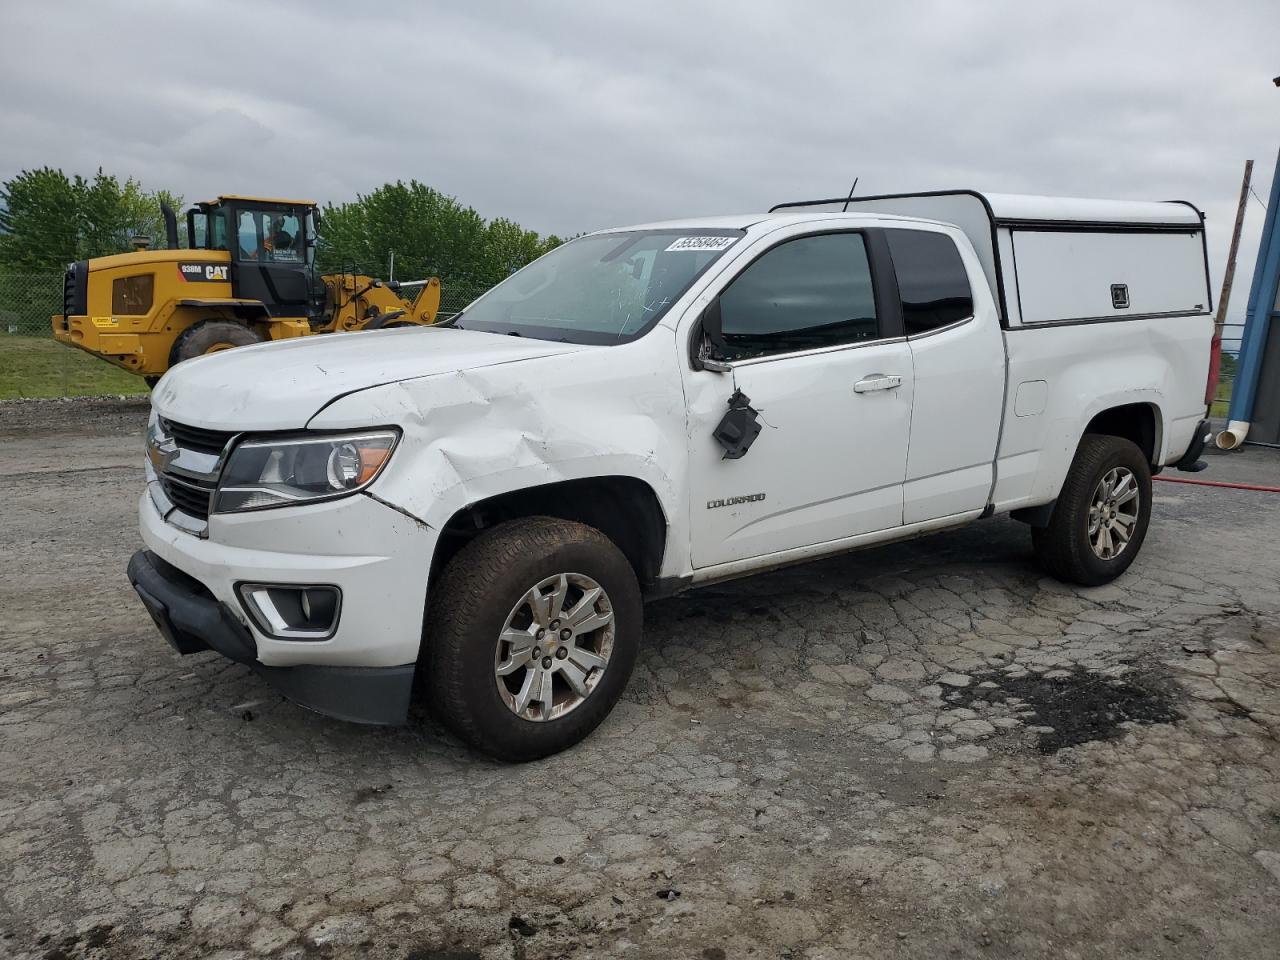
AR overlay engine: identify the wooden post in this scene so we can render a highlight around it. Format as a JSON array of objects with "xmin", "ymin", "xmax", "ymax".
[
  {"xmin": 1206, "ymin": 159, "xmax": 1254, "ymax": 410},
  {"xmin": 1217, "ymin": 160, "xmax": 1254, "ymax": 328}
]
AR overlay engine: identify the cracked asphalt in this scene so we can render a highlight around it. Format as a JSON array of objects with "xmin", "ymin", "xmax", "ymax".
[{"xmin": 2, "ymin": 397, "xmax": 1280, "ymax": 960}]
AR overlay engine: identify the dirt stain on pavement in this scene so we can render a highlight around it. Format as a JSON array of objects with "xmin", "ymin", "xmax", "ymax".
[{"xmin": 947, "ymin": 667, "xmax": 1182, "ymax": 753}]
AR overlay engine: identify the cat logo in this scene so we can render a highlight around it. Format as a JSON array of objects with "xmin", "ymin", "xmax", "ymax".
[{"xmin": 178, "ymin": 263, "xmax": 229, "ymax": 282}]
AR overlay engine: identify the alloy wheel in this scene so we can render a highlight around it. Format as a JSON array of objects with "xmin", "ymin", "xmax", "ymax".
[
  {"xmin": 1087, "ymin": 466, "xmax": 1140, "ymax": 560},
  {"xmin": 494, "ymin": 573, "xmax": 615, "ymax": 721}
]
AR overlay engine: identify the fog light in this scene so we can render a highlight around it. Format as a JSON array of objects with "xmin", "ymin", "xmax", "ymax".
[{"xmin": 237, "ymin": 583, "xmax": 341, "ymax": 640}]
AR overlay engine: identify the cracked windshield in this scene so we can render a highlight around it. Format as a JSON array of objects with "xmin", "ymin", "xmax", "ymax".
[{"xmin": 452, "ymin": 230, "xmax": 740, "ymax": 344}]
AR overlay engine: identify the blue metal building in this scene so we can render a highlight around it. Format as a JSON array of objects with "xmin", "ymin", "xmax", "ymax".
[{"xmin": 1224, "ymin": 147, "xmax": 1280, "ymax": 448}]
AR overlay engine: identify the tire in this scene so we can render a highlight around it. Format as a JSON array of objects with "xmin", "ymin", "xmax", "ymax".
[
  {"xmin": 144, "ymin": 376, "xmax": 161, "ymax": 390},
  {"xmin": 1032, "ymin": 434, "xmax": 1152, "ymax": 586},
  {"xmin": 425, "ymin": 517, "xmax": 642, "ymax": 761},
  {"xmin": 170, "ymin": 320, "xmax": 262, "ymax": 366}
]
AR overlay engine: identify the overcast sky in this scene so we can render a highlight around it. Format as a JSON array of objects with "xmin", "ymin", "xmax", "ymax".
[{"xmin": 4, "ymin": 0, "xmax": 1277, "ymax": 330}]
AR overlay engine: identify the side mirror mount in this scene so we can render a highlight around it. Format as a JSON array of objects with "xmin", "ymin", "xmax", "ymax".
[{"xmin": 694, "ymin": 299, "xmax": 732, "ymax": 373}]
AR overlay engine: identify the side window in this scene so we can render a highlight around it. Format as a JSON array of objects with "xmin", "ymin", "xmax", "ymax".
[
  {"xmin": 884, "ymin": 229, "xmax": 974, "ymax": 335},
  {"xmin": 266, "ymin": 214, "xmax": 302, "ymax": 262},
  {"xmin": 717, "ymin": 233, "xmax": 879, "ymax": 361},
  {"xmin": 209, "ymin": 212, "xmax": 228, "ymax": 251},
  {"xmin": 237, "ymin": 211, "xmax": 263, "ymax": 260},
  {"xmin": 190, "ymin": 212, "xmax": 208, "ymax": 249}
]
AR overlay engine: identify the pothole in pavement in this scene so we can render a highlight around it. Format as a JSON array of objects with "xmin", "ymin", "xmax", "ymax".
[{"xmin": 944, "ymin": 667, "xmax": 1182, "ymax": 754}]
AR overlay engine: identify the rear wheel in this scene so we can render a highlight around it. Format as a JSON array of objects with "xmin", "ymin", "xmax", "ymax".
[
  {"xmin": 425, "ymin": 517, "xmax": 642, "ymax": 761},
  {"xmin": 1032, "ymin": 435, "xmax": 1152, "ymax": 585},
  {"xmin": 170, "ymin": 320, "xmax": 263, "ymax": 366}
]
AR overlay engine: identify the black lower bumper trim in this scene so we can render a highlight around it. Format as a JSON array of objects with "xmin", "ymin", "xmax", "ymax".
[
  {"xmin": 127, "ymin": 550, "xmax": 414, "ymax": 726},
  {"xmin": 253, "ymin": 663, "xmax": 416, "ymax": 726},
  {"xmin": 1175, "ymin": 418, "xmax": 1212, "ymax": 472},
  {"xmin": 127, "ymin": 550, "xmax": 257, "ymax": 663}
]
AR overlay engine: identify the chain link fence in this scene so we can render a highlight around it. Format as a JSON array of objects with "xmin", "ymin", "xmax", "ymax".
[
  {"xmin": 1, "ymin": 271, "xmax": 64, "ymax": 336},
  {"xmin": 0, "ymin": 267, "xmax": 495, "ymax": 400}
]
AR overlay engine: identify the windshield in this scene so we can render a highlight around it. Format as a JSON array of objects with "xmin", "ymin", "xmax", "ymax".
[{"xmin": 452, "ymin": 229, "xmax": 743, "ymax": 344}]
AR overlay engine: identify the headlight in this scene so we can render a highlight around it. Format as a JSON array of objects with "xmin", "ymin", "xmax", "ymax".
[{"xmin": 215, "ymin": 430, "xmax": 399, "ymax": 513}]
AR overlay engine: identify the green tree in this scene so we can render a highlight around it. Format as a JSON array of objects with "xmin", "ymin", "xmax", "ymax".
[
  {"xmin": 480, "ymin": 217, "xmax": 562, "ymax": 280},
  {"xmin": 0, "ymin": 167, "xmax": 182, "ymax": 270},
  {"xmin": 317, "ymin": 180, "xmax": 560, "ymax": 285},
  {"xmin": 0, "ymin": 167, "xmax": 81, "ymax": 270}
]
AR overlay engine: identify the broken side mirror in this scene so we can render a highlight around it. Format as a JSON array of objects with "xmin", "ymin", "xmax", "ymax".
[
  {"xmin": 713, "ymin": 389, "xmax": 762, "ymax": 459},
  {"xmin": 694, "ymin": 299, "xmax": 732, "ymax": 373}
]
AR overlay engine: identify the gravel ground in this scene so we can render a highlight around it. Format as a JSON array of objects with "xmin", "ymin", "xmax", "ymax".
[{"xmin": 2, "ymin": 397, "xmax": 1279, "ymax": 960}]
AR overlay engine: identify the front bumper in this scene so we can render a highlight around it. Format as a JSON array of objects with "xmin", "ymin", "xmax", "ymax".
[
  {"xmin": 129, "ymin": 549, "xmax": 257, "ymax": 662},
  {"xmin": 129, "ymin": 549, "xmax": 415, "ymax": 724},
  {"xmin": 132, "ymin": 488, "xmax": 435, "ymax": 725}
]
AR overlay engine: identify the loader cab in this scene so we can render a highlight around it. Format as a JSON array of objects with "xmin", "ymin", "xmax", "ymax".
[{"xmin": 186, "ymin": 196, "xmax": 319, "ymax": 317}]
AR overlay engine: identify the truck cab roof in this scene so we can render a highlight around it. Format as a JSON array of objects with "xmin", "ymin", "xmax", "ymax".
[{"xmin": 597, "ymin": 210, "xmax": 946, "ymax": 234}]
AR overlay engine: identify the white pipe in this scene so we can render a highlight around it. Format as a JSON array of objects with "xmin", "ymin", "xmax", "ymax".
[{"xmin": 1216, "ymin": 420, "xmax": 1250, "ymax": 450}]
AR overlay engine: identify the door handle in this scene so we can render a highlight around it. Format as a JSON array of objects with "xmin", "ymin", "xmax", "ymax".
[{"xmin": 853, "ymin": 374, "xmax": 902, "ymax": 393}]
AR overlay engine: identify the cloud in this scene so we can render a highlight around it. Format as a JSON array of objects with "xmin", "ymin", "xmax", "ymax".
[{"xmin": 2, "ymin": 0, "xmax": 1275, "ymax": 335}]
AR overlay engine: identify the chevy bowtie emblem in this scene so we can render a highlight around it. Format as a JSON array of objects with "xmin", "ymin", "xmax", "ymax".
[{"xmin": 149, "ymin": 435, "xmax": 177, "ymax": 471}]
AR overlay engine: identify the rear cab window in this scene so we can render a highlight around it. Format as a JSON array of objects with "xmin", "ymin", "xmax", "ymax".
[{"xmin": 883, "ymin": 229, "xmax": 974, "ymax": 335}]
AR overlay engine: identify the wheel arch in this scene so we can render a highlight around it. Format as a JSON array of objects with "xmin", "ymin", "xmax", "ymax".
[
  {"xmin": 428, "ymin": 475, "xmax": 670, "ymax": 597},
  {"xmin": 1082, "ymin": 401, "xmax": 1163, "ymax": 467}
]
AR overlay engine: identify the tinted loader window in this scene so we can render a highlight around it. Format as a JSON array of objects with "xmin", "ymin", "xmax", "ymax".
[
  {"xmin": 716, "ymin": 233, "xmax": 879, "ymax": 360},
  {"xmin": 884, "ymin": 230, "xmax": 973, "ymax": 335}
]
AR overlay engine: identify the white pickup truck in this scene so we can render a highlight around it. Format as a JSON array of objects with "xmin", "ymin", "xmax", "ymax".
[{"xmin": 128, "ymin": 189, "xmax": 1215, "ymax": 760}]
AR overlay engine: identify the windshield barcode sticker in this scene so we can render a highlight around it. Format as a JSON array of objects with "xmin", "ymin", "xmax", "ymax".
[{"xmin": 664, "ymin": 236, "xmax": 738, "ymax": 253}]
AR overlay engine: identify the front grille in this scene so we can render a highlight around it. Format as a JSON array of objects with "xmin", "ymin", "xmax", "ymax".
[
  {"xmin": 161, "ymin": 418, "xmax": 236, "ymax": 455},
  {"xmin": 161, "ymin": 475, "xmax": 215, "ymax": 520},
  {"xmin": 151, "ymin": 418, "xmax": 237, "ymax": 525}
]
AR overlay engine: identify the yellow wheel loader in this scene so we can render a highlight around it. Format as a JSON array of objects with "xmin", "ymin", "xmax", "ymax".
[{"xmin": 51, "ymin": 195, "xmax": 441, "ymax": 385}]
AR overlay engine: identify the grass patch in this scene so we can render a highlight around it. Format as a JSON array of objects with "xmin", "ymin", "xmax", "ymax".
[
  {"xmin": 1210, "ymin": 378, "xmax": 1232, "ymax": 420},
  {"xmin": 0, "ymin": 336, "xmax": 147, "ymax": 400}
]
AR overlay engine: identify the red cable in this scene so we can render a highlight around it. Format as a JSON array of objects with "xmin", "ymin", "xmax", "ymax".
[{"xmin": 1154, "ymin": 476, "xmax": 1280, "ymax": 493}]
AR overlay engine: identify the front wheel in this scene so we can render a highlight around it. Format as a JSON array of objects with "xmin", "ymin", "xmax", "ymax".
[
  {"xmin": 424, "ymin": 517, "xmax": 642, "ymax": 761},
  {"xmin": 1032, "ymin": 435, "xmax": 1152, "ymax": 586}
]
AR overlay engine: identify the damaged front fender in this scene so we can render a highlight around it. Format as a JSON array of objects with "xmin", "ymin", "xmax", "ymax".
[{"xmin": 307, "ymin": 332, "xmax": 692, "ymax": 578}]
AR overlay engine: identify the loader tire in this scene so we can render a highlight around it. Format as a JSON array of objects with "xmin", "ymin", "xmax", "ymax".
[
  {"xmin": 1031, "ymin": 435, "xmax": 1152, "ymax": 586},
  {"xmin": 424, "ymin": 517, "xmax": 642, "ymax": 762},
  {"xmin": 170, "ymin": 320, "xmax": 262, "ymax": 366}
]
